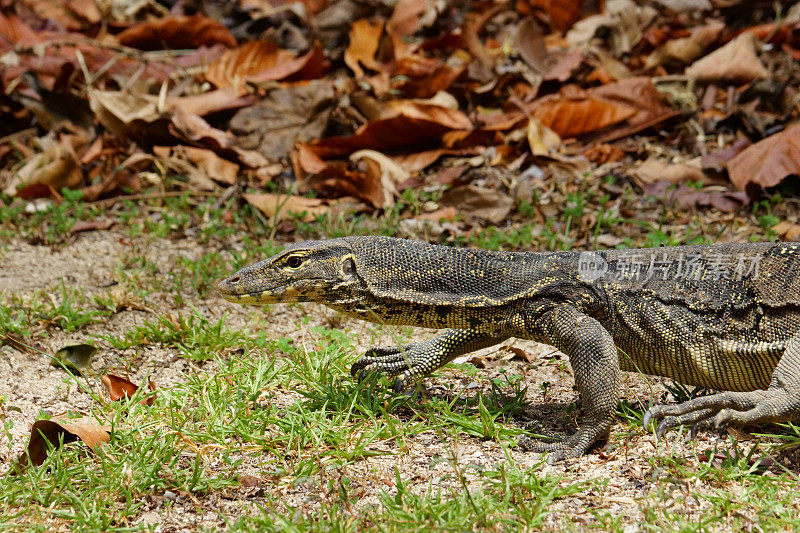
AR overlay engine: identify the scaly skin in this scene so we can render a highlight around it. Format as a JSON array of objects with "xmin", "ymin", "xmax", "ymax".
[{"xmin": 217, "ymin": 236, "xmax": 800, "ymax": 463}]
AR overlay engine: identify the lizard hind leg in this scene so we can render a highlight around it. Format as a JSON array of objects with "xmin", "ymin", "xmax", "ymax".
[{"xmin": 645, "ymin": 333, "xmax": 800, "ymax": 434}]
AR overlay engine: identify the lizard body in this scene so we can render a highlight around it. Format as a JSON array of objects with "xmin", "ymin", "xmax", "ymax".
[{"xmin": 217, "ymin": 236, "xmax": 800, "ymax": 462}]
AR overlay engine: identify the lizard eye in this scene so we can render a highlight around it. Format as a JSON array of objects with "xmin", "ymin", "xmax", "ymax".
[{"xmin": 286, "ymin": 255, "xmax": 303, "ymax": 268}]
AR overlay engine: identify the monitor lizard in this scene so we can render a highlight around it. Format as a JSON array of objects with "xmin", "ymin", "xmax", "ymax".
[{"xmin": 217, "ymin": 236, "xmax": 800, "ymax": 463}]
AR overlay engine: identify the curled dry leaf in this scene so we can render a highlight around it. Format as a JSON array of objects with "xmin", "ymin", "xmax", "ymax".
[
  {"xmin": 4, "ymin": 137, "xmax": 83, "ymax": 197},
  {"xmin": 728, "ymin": 124, "xmax": 800, "ymax": 191},
  {"xmin": 350, "ymin": 150, "xmax": 411, "ymax": 207},
  {"xmin": 295, "ymin": 144, "xmax": 386, "ymax": 207},
  {"xmin": 243, "ymin": 192, "xmax": 328, "ymax": 222},
  {"xmin": 16, "ymin": 417, "xmax": 110, "ymax": 470},
  {"xmin": 101, "ymin": 373, "xmax": 156, "ymax": 406},
  {"xmin": 117, "ymin": 15, "xmax": 237, "ymax": 50},
  {"xmin": 153, "ymin": 146, "xmax": 239, "ymax": 186},
  {"xmin": 344, "ymin": 19, "xmax": 384, "ymax": 78},
  {"xmin": 526, "ymin": 116, "xmax": 561, "ymax": 155},
  {"xmin": 686, "ymin": 32, "xmax": 768, "ymax": 83},
  {"xmin": 20, "ymin": 0, "xmax": 101, "ymax": 30},
  {"xmin": 645, "ymin": 20, "xmax": 724, "ymax": 68}
]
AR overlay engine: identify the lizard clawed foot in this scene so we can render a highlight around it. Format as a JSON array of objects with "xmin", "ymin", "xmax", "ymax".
[
  {"xmin": 350, "ymin": 341, "xmax": 443, "ymax": 390},
  {"xmin": 643, "ymin": 388, "xmax": 799, "ymax": 437},
  {"xmin": 518, "ymin": 418, "xmax": 611, "ymax": 464}
]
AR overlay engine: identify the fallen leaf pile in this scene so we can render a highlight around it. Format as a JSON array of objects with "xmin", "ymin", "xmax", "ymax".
[{"xmin": 0, "ymin": 0, "xmax": 798, "ymax": 230}]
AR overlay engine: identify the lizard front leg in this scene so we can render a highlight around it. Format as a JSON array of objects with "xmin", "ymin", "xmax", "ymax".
[
  {"xmin": 519, "ymin": 305, "xmax": 620, "ymax": 463},
  {"xmin": 351, "ymin": 329, "xmax": 507, "ymax": 390}
]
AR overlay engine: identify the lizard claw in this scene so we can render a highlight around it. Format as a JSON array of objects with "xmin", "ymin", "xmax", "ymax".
[{"xmin": 642, "ymin": 410, "xmax": 654, "ymax": 430}]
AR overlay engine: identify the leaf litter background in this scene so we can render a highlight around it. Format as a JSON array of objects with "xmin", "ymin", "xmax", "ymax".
[{"xmin": 1, "ymin": 0, "xmax": 800, "ymax": 529}]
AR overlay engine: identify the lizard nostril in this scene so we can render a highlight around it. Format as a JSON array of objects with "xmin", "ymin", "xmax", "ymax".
[{"xmin": 229, "ymin": 276, "xmax": 240, "ymax": 284}]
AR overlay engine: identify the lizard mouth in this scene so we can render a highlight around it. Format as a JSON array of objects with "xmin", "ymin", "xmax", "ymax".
[{"xmin": 216, "ymin": 278, "xmax": 326, "ymax": 304}]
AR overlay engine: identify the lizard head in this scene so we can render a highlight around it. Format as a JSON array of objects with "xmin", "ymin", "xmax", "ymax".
[{"xmin": 216, "ymin": 239, "xmax": 363, "ymax": 305}]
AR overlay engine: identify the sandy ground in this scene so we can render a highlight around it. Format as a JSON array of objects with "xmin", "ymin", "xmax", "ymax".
[{"xmin": 1, "ymin": 231, "xmax": 797, "ymax": 531}]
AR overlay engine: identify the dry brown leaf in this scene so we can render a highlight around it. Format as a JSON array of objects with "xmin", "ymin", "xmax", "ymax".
[
  {"xmin": 243, "ymin": 192, "xmax": 328, "ymax": 222},
  {"xmin": 728, "ymin": 124, "xmax": 800, "ymax": 191},
  {"xmin": 440, "ymin": 185, "xmax": 513, "ymax": 224},
  {"xmin": 171, "ymin": 89, "xmax": 256, "ymax": 117},
  {"xmin": 529, "ymin": 89, "xmax": 636, "ymax": 138},
  {"xmin": 520, "ymin": 0, "xmax": 584, "ymax": 31},
  {"xmin": 16, "ymin": 417, "xmax": 110, "ymax": 470},
  {"xmin": 344, "ymin": 19, "xmax": 384, "ymax": 78},
  {"xmin": 4, "ymin": 136, "xmax": 83, "ymax": 197},
  {"xmin": 229, "ymin": 80, "xmax": 336, "ymax": 161},
  {"xmin": 701, "ymin": 138, "xmax": 752, "ymax": 172},
  {"xmin": 686, "ymin": 32, "xmax": 768, "ymax": 83},
  {"xmin": 634, "ymin": 157, "xmax": 707, "ymax": 185},
  {"xmin": 590, "ymin": 77, "xmax": 680, "ymax": 141},
  {"xmin": 206, "ymin": 41, "xmax": 326, "ymax": 93},
  {"xmin": 387, "ymin": 0, "xmax": 428, "ymax": 36},
  {"xmin": 773, "ymin": 221, "xmax": 800, "ymax": 241},
  {"xmin": 350, "ymin": 150, "xmax": 411, "ymax": 207},
  {"xmin": 295, "ymin": 144, "xmax": 386, "ymax": 207},
  {"xmin": 527, "ymin": 116, "xmax": 561, "ymax": 155},
  {"xmin": 516, "ymin": 18, "xmax": 549, "ymax": 74},
  {"xmin": 117, "ymin": 15, "xmax": 236, "ymax": 50},
  {"xmin": 645, "ymin": 20, "xmax": 724, "ymax": 68},
  {"xmin": 154, "ymin": 146, "xmax": 239, "ymax": 186},
  {"xmin": 566, "ymin": 0, "xmax": 656, "ymax": 55},
  {"xmin": 305, "ymin": 102, "xmax": 471, "ymax": 159},
  {"xmin": 101, "ymin": 373, "xmax": 156, "ymax": 406},
  {"xmin": 20, "ymin": 0, "xmax": 101, "ymax": 30},
  {"xmin": 643, "ymin": 180, "xmax": 749, "ymax": 212}
]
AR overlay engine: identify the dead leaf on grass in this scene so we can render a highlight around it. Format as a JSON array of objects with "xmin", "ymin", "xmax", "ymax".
[
  {"xmin": 440, "ymin": 185, "xmax": 513, "ymax": 224},
  {"xmin": 643, "ymin": 180, "xmax": 749, "ymax": 211},
  {"xmin": 243, "ymin": 192, "xmax": 328, "ymax": 222},
  {"xmin": 686, "ymin": 32, "xmax": 768, "ymax": 83},
  {"xmin": 728, "ymin": 124, "xmax": 800, "ymax": 191},
  {"xmin": 16, "ymin": 417, "xmax": 110, "ymax": 470},
  {"xmin": 101, "ymin": 373, "xmax": 156, "ymax": 406},
  {"xmin": 50, "ymin": 343, "xmax": 97, "ymax": 375},
  {"xmin": 634, "ymin": 157, "xmax": 707, "ymax": 185},
  {"xmin": 117, "ymin": 15, "xmax": 237, "ymax": 50}
]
